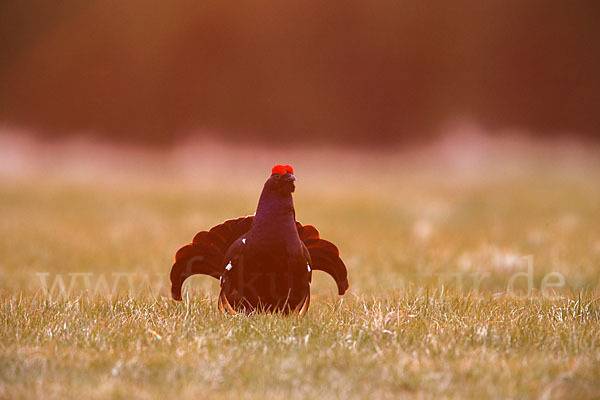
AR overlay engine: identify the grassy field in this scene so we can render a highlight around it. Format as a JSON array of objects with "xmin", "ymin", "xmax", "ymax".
[{"xmin": 1, "ymin": 135, "xmax": 599, "ymax": 399}]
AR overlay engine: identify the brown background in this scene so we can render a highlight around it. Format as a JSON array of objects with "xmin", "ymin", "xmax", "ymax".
[{"xmin": 1, "ymin": 0, "xmax": 598, "ymax": 145}]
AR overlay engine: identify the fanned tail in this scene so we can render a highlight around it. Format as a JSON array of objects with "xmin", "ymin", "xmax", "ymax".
[
  {"xmin": 170, "ymin": 216, "xmax": 254, "ymax": 300},
  {"xmin": 297, "ymin": 223, "xmax": 349, "ymax": 295},
  {"xmin": 170, "ymin": 241, "xmax": 223, "ymax": 300}
]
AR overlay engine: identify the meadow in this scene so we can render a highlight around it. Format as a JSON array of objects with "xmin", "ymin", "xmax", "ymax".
[{"xmin": 1, "ymin": 134, "xmax": 599, "ymax": 399}]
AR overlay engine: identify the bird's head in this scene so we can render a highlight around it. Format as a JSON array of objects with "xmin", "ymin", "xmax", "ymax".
[{"xmin": 265, "ymin": 164, "xmax": 296, "ymax": 195}]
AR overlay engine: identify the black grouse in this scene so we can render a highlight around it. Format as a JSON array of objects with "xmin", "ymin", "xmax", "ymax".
[{"xmin": 170, "ymin": 164, "xmax": 349, "ymax": 315}]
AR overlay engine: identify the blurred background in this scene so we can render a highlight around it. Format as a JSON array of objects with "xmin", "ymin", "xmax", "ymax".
[
  {"xmin": 1, "ymin": 0, "xmax": 599, "ymax": 145},
  {"xmin": 0, "ymin": 1, "xmax": 599, "ymax": 297},
  {"xmin": 2, "ymin": 6, "xmax": 600, "ymax": 399}
]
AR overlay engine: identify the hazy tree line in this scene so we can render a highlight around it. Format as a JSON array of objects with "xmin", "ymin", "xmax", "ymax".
[{"xmin": 1, "ymin": 0, "xmax": 598, "ymax": 145}]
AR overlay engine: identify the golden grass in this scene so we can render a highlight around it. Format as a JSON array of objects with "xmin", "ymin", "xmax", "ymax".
[{"xmin": 1, "ymin": 135, "xmax": 599, "ymax": 399}]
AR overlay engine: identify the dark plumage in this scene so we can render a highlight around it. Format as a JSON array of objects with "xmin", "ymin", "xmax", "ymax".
[{"xmin": 170, "ymin": 165, "xmax": 349, "ymax": 315}]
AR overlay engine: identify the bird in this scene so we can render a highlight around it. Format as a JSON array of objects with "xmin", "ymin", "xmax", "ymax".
[{"xmin": 170, "ymin": 164, "xmax": 349, "ymax": 315}]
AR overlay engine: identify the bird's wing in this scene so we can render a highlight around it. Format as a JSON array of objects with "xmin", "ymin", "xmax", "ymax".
[
  {"xmin": 170, "ymin": 216, "xmax": 254, "ymax": 300},
  {"xmin": 296, "ymin": 222, "xmax": 349, "ymax": 295}
]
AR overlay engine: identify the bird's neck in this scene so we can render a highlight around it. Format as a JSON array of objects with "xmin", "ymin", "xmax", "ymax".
[{"xmin": 250, "ymin": 190, "xmax": 298, "ymax": 244}]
